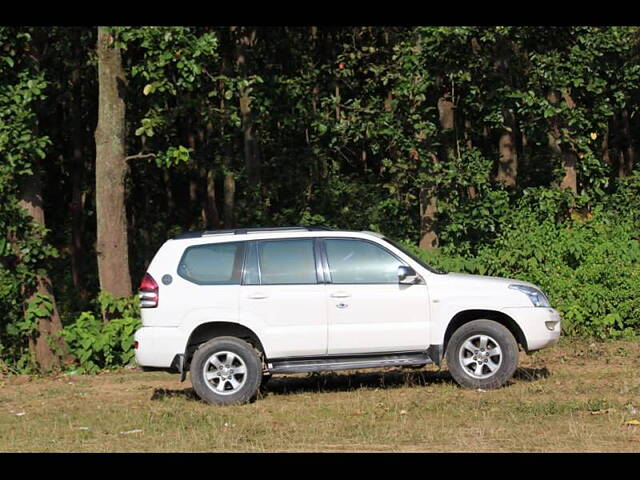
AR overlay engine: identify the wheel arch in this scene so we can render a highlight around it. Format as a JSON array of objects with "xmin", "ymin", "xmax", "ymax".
[
  {"xmin": 185, "ymin": 322, "xmax": 266, "ymax": 366},
  {"xmin": 443, "ymin": 309, "xmax": 528, "ymax": 354}
]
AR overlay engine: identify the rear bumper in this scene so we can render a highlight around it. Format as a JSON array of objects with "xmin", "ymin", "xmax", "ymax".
[
  {"xmin": 134, "ymin": 327, "xmax": 186, "ymax": 368},
  {"xmin": 501, "ymin": 307, "xmax": 561, "ymax": 352}
]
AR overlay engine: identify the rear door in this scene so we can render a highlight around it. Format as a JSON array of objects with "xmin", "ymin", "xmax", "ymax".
[
  {"xmin": 239, "ymin": 238, "xmax": 327, "ymax": 359},
  {"xmin": 322, "ymin": 238, "xmax": 430, "ymax": 355}
]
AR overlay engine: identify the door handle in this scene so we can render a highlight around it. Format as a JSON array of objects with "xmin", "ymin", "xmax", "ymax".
[
  {"xmin": 247, "ymin": 293, "xmax": 269, "ymax": 299},
  {"xmin": 330, "ymin": 292, "xmax": 351, "ymax": 298}
]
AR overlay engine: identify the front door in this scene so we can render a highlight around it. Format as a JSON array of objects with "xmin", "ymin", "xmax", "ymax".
[{"xmin": 323, "ymin": 238, "xmax": 430, "ymax": 355}]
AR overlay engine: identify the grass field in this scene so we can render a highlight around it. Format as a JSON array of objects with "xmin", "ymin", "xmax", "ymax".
[{"xmin": 1, "ymin": 337, "xmax": 639, "ymax": 452}]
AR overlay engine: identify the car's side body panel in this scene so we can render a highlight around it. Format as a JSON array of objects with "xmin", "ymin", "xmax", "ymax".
[
  {"xmin": 325, "ymin": 283, "xmax": 430, "ymax": 355},
  {"xmin": 239, "ymin": 283, "xmax": 328, "ymax": 358},
  {"xmin": 134, "ymin": 229, "xmax": 561, "ymax": 370}
]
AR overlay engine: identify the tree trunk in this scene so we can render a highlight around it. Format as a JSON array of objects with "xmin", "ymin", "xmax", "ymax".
[
  {"xmin": 560, "ymin": 92, "xmax": 578, "ymax": 193},
  {"xmin": 419, "ymin": 185, "xmax": 439, "ymax": 251},
  {"xmin": 70, "ymin": 151, "xmax": 86, "ymax": 298},
  {"xmin": 189, "ymin": 175, "xmax": 199, "ymax": 227},
  {"xmin": 94, "ymin": 26, "xmax": 132, "ymax": 299},
  {"xmin": 437, "ymin": 95, "xmax": 455, "ymax": 132},
  {"xmin": 496, "ymin": 110, "xmax": 518, "ymax": 188},
  {"xmin": 494, "ymin": 39, "xmax": 518, "ymax": 188},
  {"xmin": 221, "ymin": 28, "xmax": 236, "ymax": 229},
  {"xmin": 620, "ymin": 109, "xmax": 635, "ymax": 176},
  {"xmin": 602, "ymin": 122, "xmax": 611, "ymax": 167},
  {"xmin": 186, "ymin": 131, "xmax": 202, "ymax": 229},
  {"xmin": 560, "ymin": 151, "xmax": 578, "ymax": 193},
  {"xmin": 204, "ymin": 167, "xmax": 221, "ymax": 228},
  {"xmin": 25, "ymin": 277, "xmax": 67, "ymax": 370},
  {"xmin": 310, "ymin": 28, "xmax": 326, "ymax": 182},
  {"xmin": 235, "ymin": 27, "xmax": 261, "ymax": 187},
  {"xmin": 547, "ymin": 90, "xmax": 578, "ymax": 194},
  {"xmin": 70, "ymin": 57, "xmax": 87, "ymax": 299},
  {"xmin": 197, "ymin": 123, "xmax": 221, "ymax": 229},
  {"xmin": 464, "ymin": 117, "xmax": 477, "ymax": 199},
  {"xmin": 609, "ymin": 114, "xmax": 626, "ymax": 179},
  {"xmin": 163, "ymin": 169, "xmax": 175, "ymax": 213},
  {"xmin": 223, "ymin": 170, "xmax": 236, "ymax": 228},
  {"xmin": 418, "ymin": 95, "xmax": 454, "ymax": 251},
  {"xmin": 19, "ymin": 162, "xmax": 69, "ymax": 370}
]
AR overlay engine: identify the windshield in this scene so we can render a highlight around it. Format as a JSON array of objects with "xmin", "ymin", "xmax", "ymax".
[{"xmin": 381, "ymin": 237, "xmax": 447, "ymax": 275}]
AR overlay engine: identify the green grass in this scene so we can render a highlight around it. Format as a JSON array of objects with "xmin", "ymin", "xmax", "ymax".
[{"xmin": 1, "ymin": 337, "xmax": 639, "ymax": 452}]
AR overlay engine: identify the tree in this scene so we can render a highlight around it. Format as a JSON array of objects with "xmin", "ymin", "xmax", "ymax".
[
  {"xmin": 95, "ymin": 26, "xmax": 132, "ymax": 301},
  {"xmin": 0, "ymin": 27, "xmax": 70, "ymax": 370},
  {"xmin": 18, "ymin": 161, "xmax": 69, "ymax": 369}
]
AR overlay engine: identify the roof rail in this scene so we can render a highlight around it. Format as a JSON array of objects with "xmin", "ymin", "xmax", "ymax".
[{"xmin": 171, "ymin": 225, "xmax": 333, "ymax": 240}]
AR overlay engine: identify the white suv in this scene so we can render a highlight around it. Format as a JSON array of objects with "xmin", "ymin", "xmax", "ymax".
[{"xmin": 134, "ymin": 226, "xmax": 561, "ymax": 405}]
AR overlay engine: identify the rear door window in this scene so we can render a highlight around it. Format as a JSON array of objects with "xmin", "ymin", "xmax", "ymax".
[{"xmin": 254, "ymin": 239, "xmax": 318, "ymax": 285}]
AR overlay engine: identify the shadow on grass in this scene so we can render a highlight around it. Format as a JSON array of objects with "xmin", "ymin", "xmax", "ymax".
[
  {"xmin": 513, "ymin": 366, "xmax": 551, "ymax": 382},
  {"xmin": 264, "ymin": 369, "xmax": 455, "ymax": 397},
  {"xmin": 265, "ymin": 366, "xmax": 552, "ymax": 397},
  {"xmin": 149, "ymin": 366, "xmax": 551, "ymax": 401},
  {"xmin": 150, "ymin": 387, "xmax": 199, "ymax": 401}
]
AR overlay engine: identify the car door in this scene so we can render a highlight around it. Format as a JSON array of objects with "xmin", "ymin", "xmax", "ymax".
[
  {"xmin": 239, "ymin": 238, "xmax": 328, "ymax": 359},
  {"xmin": 322, "ymin": 237, "xmax": 430, "ymax": 355}
]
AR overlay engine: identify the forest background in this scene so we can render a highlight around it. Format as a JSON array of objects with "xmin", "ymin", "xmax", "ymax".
[{"xmin": 1, "ymin": 26, "xmax": 639, "ymax": 373}]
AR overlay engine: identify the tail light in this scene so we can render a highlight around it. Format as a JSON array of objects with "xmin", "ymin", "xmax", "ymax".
[{"xmin": 139, "ymin": 273, "xmax": 159, "ymax": 308}]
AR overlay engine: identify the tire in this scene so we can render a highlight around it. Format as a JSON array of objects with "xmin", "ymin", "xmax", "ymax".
[
  {"xmin": 445, "ymin": 320, "xmax": 518, "ymax": 390},
  {"xmin": 190, "ymin": 336, "xmax": 262, "ymax": 405}
]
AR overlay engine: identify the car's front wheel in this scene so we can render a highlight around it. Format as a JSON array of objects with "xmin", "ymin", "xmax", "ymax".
[
  {"xmin": 446, "ymin": 320, "xmax": 518, "ymax": 389},
  {"xmin": 190, "ymin": 336, "xmax": 262, "ymax": 405}
]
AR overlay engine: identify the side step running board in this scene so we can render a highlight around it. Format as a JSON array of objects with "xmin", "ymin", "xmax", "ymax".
[{"xmin": 268, "ymin": 352, "xmax": 432, "ymax": 374}]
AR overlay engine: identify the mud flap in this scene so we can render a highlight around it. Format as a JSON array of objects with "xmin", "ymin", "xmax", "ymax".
[
  {"xmin": 178, "ymin": 354, "xmax": 187, "ymax": 382},
  {"xmin": 170, "ymin": 354, "xmax": 187, "ymax": 382}
]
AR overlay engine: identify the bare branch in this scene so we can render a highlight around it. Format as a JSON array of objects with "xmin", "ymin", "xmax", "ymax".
[{"xmin": 124, "ymin": 153, "xmax": 156, "ymax": 162}]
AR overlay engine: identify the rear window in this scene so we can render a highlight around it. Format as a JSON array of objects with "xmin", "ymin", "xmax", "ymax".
[{"xmin": 178, "ymin": 242, "xmax": 244, "ymax": 285}]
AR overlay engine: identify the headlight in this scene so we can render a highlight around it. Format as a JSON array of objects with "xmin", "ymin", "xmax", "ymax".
[{"xmin": 509, "ymin": 284, "xmax": 550, "ymax": 307}]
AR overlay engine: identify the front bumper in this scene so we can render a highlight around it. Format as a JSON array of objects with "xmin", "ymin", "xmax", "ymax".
[{"xmin": 501, "ymin": 307, "xmax": 561, "ymax": 352}]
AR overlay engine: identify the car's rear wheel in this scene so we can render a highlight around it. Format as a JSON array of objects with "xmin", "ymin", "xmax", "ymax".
[
  {"xmin": 190, "ymin": 336, "xmax": 262, "ymax": 405},
  {"xmin": 446, "ymin": 320, "xmax": 518, "ymax": 389}
]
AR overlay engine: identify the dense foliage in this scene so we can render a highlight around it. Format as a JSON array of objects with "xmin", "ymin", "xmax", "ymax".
[
  {"xmin": 0, "ymin": 26, "xmax": 639, "ymax": 373},
  {"xmin": 407, "ymin": 174, "xmax": 640, "ymax": 339},
  {"xmin": 59, "ymin": 293, "xmax": 140, "ymax": 373}
]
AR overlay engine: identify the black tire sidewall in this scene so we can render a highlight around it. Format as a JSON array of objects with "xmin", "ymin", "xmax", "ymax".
[
  {"xmin": 190, "ymin": 336, "xmax": 262, "ymax": 405},
  {"xmin": 446, "ymin": 320, "xmax": 518, "ymax": 389}
]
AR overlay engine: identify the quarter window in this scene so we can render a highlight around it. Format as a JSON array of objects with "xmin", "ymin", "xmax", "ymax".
[
  {"xmin": 178, "ymin": 242, "xmax": 243, "ymax": 285},
  {"xmin": 324, "ymin": 238, "xmax": 403, "ymax": 284}
]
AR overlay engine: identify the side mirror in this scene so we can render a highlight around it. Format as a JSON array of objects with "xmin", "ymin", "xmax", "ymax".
[{"xmin": 398, "ymin": 265, "xmax": 419, "ymax": 284}]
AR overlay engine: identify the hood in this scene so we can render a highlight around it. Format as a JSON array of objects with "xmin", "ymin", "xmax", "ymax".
[
  {"xmin": 423, "ymin": 271, "xmax": 543, "ymax": 308},
  {"xmin": 442, "ymin": 272, "xmax": 537, "ymax": 289}
]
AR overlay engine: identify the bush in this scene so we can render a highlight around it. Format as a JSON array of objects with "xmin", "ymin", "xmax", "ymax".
[
  {"xmin": 407, "ymin": 193, "xmax": 640, "ymax": 339},
  {"xmin": 474, "ymin": 208, "xmax": 640, "ymax": 338},
  {"xmin": 60, "ymin": 293, "xmax": 141, "ymax": 373}
]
